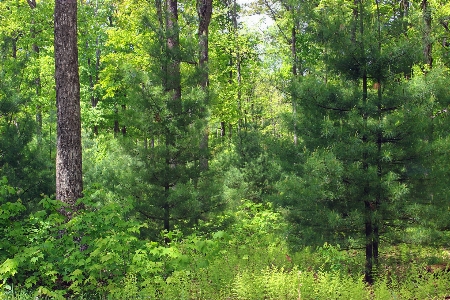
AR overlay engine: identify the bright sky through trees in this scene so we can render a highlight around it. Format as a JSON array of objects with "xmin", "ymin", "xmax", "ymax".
[{"xmin": 238, "ymin": 0, "xmax": 274, "ymax": 30}]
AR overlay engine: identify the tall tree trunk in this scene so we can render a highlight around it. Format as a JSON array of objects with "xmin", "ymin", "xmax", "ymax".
[
  {"xmin": 54, "ymin": 0, "xmax": 83, "ymax": 218},
  {"xmin": 358, "ymin": 0, "xmax": 374, "ymax": 285},
  {"xmin": 27, "ymin": 0, "xmax": 43, "ymax": 144},
  {"xmin": 231, "ymin": 0, "xmax": 242, "ymax": 131},
  {"xmin": 163, "ymin": 0, "xmax": 181, "ymax": 235},
  {"xmin": 291, "ymin": 23, "xmax": 298, "ymax": 146},
  {"xmin": 374, "ymin": 0, "xmax": 383, "ymax": 275},
  {"xmin": 86, "ymin": 0, "xmax": 101, "ymax": 135},
  {"xmin": 400, "ymin": 0, "xmax": 409, "ymax": 18},
  {"xmin": 166, "ymin": 0, "xmax": 181, "ymax": 112},
  {"xmin": 198, "ymin": 0, "xmax": 213, "ymax": 171},
  {"xmin": 422, "ymin": 0, "xmax": 432, "ymax": 68}
]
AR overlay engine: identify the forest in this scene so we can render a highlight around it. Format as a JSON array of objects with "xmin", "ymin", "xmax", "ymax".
[{"xmin": 1, "ymin": 0, "xmax": 450, "ymax": 298}]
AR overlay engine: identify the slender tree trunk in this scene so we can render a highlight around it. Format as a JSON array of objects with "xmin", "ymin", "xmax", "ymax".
[
  {"xmin": 164, "ymin": 183, "xmax": 170, "ymax": 233},
  {"xmin": 225, "ymin": 53, "xmax": 234, "ymax": 140},
  {"xmin": 11, "ymin": 37, "xmax": 17, "ymax": 59},
  {"xmin": 163, "ymin": 0, "xmax": 181, "ymax": 237},
  {"xmin": 166, "ymin": 0, "xmax": 181, "ymax": 112},
  {"xmin": 220, "ymin": 121, "xmax": 226, "ymax": 138},
  {"xmin": 374, "ymin": 0, "xmax": 383, "ymax": 275},
  {"xmin": 54, "ymin": 0, "xmax": 83, "ymax": 218},
  {"xmin": 358, "ymin": 0, "xmax": 374, "ymax": 285},
  {"xmin": 86, "ymin": 0, "xmax": 101, "ymax": 135},
  {"xmin": 197, "ymin": 0, "xmax": 213, "ymax": 170},
  {"xmin": 422, "ymin": 0, "xmax": 432, "ymax": 68},
  {"xmin": 114, "ymin": 106, "xmax": 120, "ymax": 137},
  {"xmin": 121, "ymin": 104, "xmax": 127, "ymax": 136},
  {"xmin": 27, "ymin": 0, "xmax": 43, "ymax": 144},
  {"xmin": 400, "ymin": 0, "xmax": 409, "ymax": 19},
  {"xmin": 291, "ymin": 24, "xmax": 298, "ymax": 146},
  {"xmin": 231, "ymin": 0, "xmax": 242, "ymax": 131},
  {"xmin": 362, "ymin": 73, "xmax": 373, "ymax": 285}
]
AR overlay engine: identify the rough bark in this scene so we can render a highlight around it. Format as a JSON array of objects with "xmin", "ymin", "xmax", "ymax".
[{"xmin": 54, "ymin": 0, "xmax": 83, "ymax": 218}]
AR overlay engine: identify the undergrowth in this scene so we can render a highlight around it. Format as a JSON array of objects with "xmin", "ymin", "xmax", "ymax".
[{"xmin": 1, "ymin": 195, "xmax": 449, "ymax": 299}]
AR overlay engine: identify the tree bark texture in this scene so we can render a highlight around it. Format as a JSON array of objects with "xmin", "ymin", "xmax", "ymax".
[{"xmin": 54, "ymin": 0, "xmax": 83, "ymax": 217}]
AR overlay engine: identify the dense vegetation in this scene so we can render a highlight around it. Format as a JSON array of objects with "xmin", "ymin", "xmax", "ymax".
[{"xmin": 1, "ymin": 0, "xmax": 450, "ymax": 298}]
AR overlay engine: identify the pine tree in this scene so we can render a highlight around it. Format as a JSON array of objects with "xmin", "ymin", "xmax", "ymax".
[
  {"xmin": 91, "ymin": 0, "xmax": 223, "ymax": 238},
  {"xmin": 275, "ymin": 0, "xmax": 445, "ymax": 283}
]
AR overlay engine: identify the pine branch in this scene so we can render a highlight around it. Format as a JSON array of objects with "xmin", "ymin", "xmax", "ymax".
[{"xmin": 317, "ymin": 104, "xmax": 352, "ymax": 112}]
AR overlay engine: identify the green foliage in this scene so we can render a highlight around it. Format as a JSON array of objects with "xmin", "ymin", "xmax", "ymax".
[
  {"xmin": 2, "ymin": 0, "xmax": 450, "ymax": 298},
  {"xmin": 0, "ymin": 177, "xmax": 26, "ymax": 267},
  {"xmin": 0, "ymin": 0, "xmax": 55, "ymax": 208},
  {"xmin": 2, "ymin": 194, "xmax": 450, "ymax": 299}
]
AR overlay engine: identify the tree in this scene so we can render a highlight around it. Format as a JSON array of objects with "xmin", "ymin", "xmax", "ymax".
[
  {"xmin": 197, "ymin": 0, "xmax": 213, "ymax": 170},
  {"xmin": 274, "ymin": 0, "xmax": 441, "ymax": 284},
  {"xmin": 78, "ymin": 0, "xmax": 115, "ymax": 136},
  {"xmin": 422, "ymin": 0, "xmax": 432, "ymax": 67},
  {"xmin": 0, "ymin": 0, "xmax": 55, "ymax": 206},
  {"xmin": 54, "ymin": 0, "xmax": 83, "ymax": 217},
  {"xmin": 88, "ymin": 0, "xmax": 224, "ymax": 239}
]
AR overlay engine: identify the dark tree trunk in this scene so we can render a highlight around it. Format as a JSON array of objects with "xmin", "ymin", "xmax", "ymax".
[
  {"xmin": 422, "ymin": 0, "xmax": 433, "ymax": 68},
  {"xmin": 197, "ymin": 0, "xmax": 213, "ymax": 170},
  {"xmin": 27, "ymin": 0, "xmax": 43, "ymax": 143},
  {"xmin": 198, "ymin": 0, "xmax": 212, "ymax": 82},
  {"xmin": 220, "ymin": 121, "xmax": 226, "ymax": 138},
  {"xmin": 121, "ymin": 104, "xmax": 127, "ymax": 136},
  {"xmin": 12, "ymin": 37, "xmax": 17, "ymax": 59},
  {"xmin": 230, "ymin": 0, "xmax": 242, "ymax": 131},
  {"xmin": 162, "ymin": 0, "xmax": 181, "ymax": 236},
  {"xmin": 291, "ymin": 24, "xmax": 298, "ymax": 146},
  {"xmin": 54, "ymin": 0, "xmax": 83, "ymax": 218},
  {"xmin": 164, "ymin": 183, "xmax": 170, "ymax": 233},
  {"xmin": 114, "ymin": 117, "xmax": 120, "ymax": 137},
  {"xmin": 356, "ymin": 0, "xmax": 375, "ymax": 285},
  {"xmin": 166, "ymin": 0, "xmax": 181, "ymax": 112},
  {"xmin": 86, "ymin": 0, "xmax": 101, "ymax": 135},
  {"xmin": 400, "ymin": 0, "xmax": 409, "ymax": 18},
  {"xmin": 374, "ymin": 0, "xmax": 383, "ymax": 276}
]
